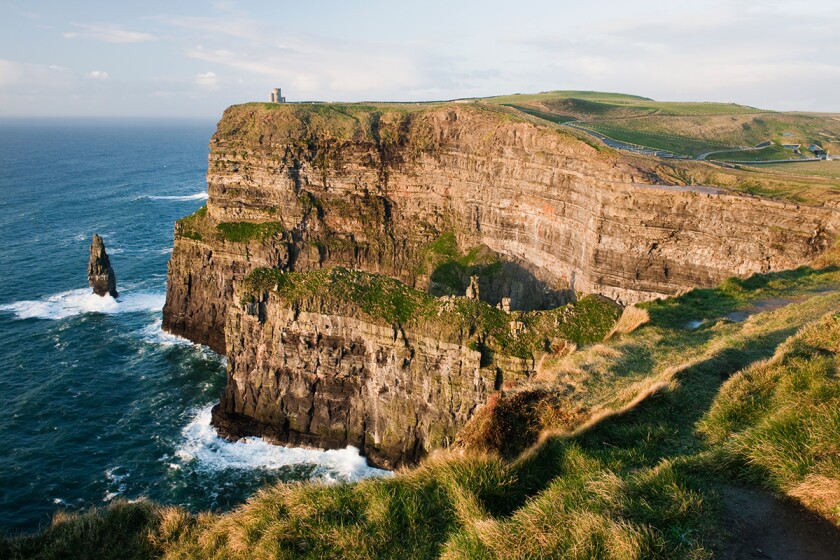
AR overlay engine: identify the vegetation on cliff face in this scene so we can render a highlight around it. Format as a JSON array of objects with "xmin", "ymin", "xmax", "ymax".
[
  {"xmin": 8, "ymin": 260, "xmax": 840, "ymax": 559},
  {"xmin": 241, "ymin": 266, "xmax": 619, "ymax": 357},
  {"xmin": 176, "ymin": 205, "xmax": 207, "ymax": 241},
  {"xmin": 215, "ymin": 221, "xmax": 285, "ymax": 243},
  {"xmin": 419, "ymin": 233, "xmax": 505, "ymax": 296},
  {"xmin": 175, "ymin": 205, "xmax": 286, "ymax": 244}
]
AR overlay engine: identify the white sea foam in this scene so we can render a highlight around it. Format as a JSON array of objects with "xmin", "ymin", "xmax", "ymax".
[
  {"xmin": 176, "ymin": 405, "xmax": 391, "ymax": 482},
  {"xmin": 103, "ymin": 466, "xmax": 129, "ymax": 502},
  {"xmin": 140, "ymin": 319, "xmax": 195, "ymax": 347},
  {"xmin": 0, "ymin": 288, "xmax": 164, "ymax": 320},
  {"xmin": 141, "ymin": 192, "xmax": 208, "ymax": 202}
]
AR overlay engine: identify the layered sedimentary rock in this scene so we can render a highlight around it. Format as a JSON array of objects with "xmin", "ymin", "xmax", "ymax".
[
  {"xmin": 215, "ymin": 292, "xmax": 492, "ymax": 469},
  {"xmin": 88, "ymin": 234, "xmax": 118, "ymax": 298},
  {"xmin": 163, "ymin": 102, "xmax": 838, "ymax": 464}
]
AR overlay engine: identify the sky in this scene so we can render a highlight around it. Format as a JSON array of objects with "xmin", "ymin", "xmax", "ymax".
[{"xmin": 1, "ymin": 0, "xmax": 838, "ymax": 117}]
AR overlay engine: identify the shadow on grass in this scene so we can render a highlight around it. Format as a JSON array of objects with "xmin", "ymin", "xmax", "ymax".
[
  {"xmin": 496, "ymin": 323, "xmax": 802, "ymax": 518},
  {"xmin": 644, "ymin": 266, "xmax": 838, "ymax": 329}
]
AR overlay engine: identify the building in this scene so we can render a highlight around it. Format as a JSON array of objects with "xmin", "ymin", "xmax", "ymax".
[
  {"xmin": 809, "ymin": 144, "xmax": 827, "ymax": 158},
  {"xmin": 270, "ymin": 88, "xmax": 286, "ymax": 103}
]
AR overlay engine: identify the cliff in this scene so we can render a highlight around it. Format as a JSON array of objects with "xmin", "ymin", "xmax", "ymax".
[
  {"xmin": 214, "ymin": 267, "xmax": 618, "ymax": 468},
  {"xmin": 163, "ymin": 101, "xmax": 838, "ymax": 465}
]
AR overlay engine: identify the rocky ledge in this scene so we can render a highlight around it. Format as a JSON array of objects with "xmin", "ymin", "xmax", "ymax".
[{"xmin": 212, "ymin": 267, "xmax": 618, "ymax": 468}]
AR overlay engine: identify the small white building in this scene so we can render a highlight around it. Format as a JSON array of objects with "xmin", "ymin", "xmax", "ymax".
[{"xmin": 270, "ymin": 88, "xmax": 286, "ymax": 103}]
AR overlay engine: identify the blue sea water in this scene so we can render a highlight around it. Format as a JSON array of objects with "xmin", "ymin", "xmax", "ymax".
[{"xmin": 0, "ymin": 119, "xmax": 386, "ymax": 534}]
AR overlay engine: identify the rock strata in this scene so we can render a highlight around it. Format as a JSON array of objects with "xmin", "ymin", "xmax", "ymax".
[{"xmin": 88, "ymin": 234, "xmax": 117, "ymax": 298}]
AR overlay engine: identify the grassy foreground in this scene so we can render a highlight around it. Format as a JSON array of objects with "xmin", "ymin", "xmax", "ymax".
[{"xmin": 4, "ymin": 262, "xmax": 840, "ymax": 559}]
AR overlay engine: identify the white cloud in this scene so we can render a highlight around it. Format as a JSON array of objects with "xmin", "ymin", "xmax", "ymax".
[
  {"xmin": 84, "ymin": 70, "xmax": 109, "ymax": 80},
  {"xmin": 195, "ymin": 71, "xmax": 219, "ymax": 89},
  {"xmin": 63, "ymin": 23, "xmax": 155, "ymax": 43}
]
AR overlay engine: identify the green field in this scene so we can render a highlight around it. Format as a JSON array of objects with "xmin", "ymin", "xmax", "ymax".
[
  {"xmin": 226, "ymin": 91, "xmax": 839, "ymax": 163},
  {"xmin": 582, "ymin": 123, "xmax": 734, "ymax": 157},
  {"xmin": 478, "ymin": 91, "xmax": 839, "ymax": 160},
  {"xmin": 708, "ymin": 144, "xmax": 802, "ymax": 162},
  {"xmin": 742, "ymin": 159, "xmax": 840, "ymax": 179}
]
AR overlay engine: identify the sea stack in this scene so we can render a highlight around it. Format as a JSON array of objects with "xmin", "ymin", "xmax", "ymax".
[{"xmin": 88, "ymin": 234, "xmax": 118, "ymax": 298}]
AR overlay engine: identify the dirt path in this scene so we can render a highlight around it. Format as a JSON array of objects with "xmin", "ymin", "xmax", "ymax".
[{"xmin": 716, "ymin": 484, "xmax": 840, "ymax": 559}]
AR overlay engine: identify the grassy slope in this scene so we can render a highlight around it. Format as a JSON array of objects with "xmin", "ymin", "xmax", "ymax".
[
  {"xmin": 480, "ymin": 91, "xmax": 840, "ymax": 161},
  {"xmin": 6, "ymin": 262, "xmax": 839, "ymax": 560}
]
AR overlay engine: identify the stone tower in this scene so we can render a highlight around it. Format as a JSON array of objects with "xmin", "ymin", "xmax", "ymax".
[{"xmin": 270, "ymin": 88, "xmax": 286, "ymax": 103}]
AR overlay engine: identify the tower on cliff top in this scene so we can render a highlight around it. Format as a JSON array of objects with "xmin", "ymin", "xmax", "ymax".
[{"xmin": 270, "ymin": 88, "xmax": 286, "ymax": 103}]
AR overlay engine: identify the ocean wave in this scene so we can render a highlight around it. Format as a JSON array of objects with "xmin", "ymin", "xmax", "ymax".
[
  {"xmin": 0, "ymin": 288, "xmax": 165, "ymax": 320},
  {"xmin": 139, "ymin": 319, "xmax": 195, "ymax": 347},
  {"xmin": 139, "ymin": 192, "xmax": 208, "ymax": 202},
  {"xmin": 176, "ymin": 405, "xmax": 391, "ymax": 482}
]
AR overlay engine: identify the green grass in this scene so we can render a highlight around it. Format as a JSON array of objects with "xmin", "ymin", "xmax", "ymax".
[
  {"xmin": 502, "ymin": 104, "xmax": 579, "ymax": 124},
  {"xmin": 710, "ymin": 144, "xmax": 802, "ymax": 162},
  {"xmin": 482, "ymin": 91, "xmax": 840, "ymax": 163},
  {"xmin": 0, "ymin": 500, "xmax": 170, "ymax": 560},
  {"xmin": 174, "ymin": 207, "xmax": 286, "ymax": 244},
  {"xmin": 582, "ymin": 124, "xmax": 735, "ymax": 157},
  {"xmin": 420, "ymin": 233, "xmax": 504, "ymax": 296},
  {"xmin": 742, "ymin": 160, "xmax": 840, "ymax": 179},
  {"xmin": 243, "ymin": 266, "xmax": 436, "ymax": 324},
  {"xmin": 177, "ymin": 205, "xmax": 207, "ymax": 241},
  {"xmin": 698, "ymin": 314, "xmax": 840, "ymax": 519},
  {"xmin": 216, "ymin": 221, "xmax": 285, "ymax": 243}
]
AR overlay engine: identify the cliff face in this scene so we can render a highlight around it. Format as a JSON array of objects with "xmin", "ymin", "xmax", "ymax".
[
  {"xmin": 163, "ymin": 102, "xmax": 838, "ymax": 464},
  {"xmin": 215, "ymin": 291, "xmax": 492, "ymax": 469},
  {"xmin": 213, "ymin": 267, "xmax": 616, "ymax": 468}
]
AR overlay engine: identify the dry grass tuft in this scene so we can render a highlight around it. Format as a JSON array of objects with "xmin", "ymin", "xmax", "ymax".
[
  {"xmin": 789, "ymin": 475, "xmax": 840, "ymax": 521},
  {"xmin": 606, "ymin": 306, "xmax": 650, "ymax": 339}
]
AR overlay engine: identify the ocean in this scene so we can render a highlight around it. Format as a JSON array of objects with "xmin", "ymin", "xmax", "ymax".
[{"xmin": 0, "ymin": 119, "xmax": 386, "ymax": 534}]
